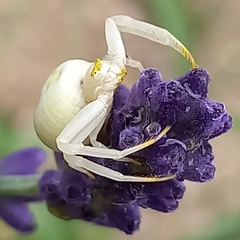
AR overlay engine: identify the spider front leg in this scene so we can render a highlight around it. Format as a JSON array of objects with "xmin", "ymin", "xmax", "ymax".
[
  {"xmin": 104, "ymin": 52, "xmax": 144, "ymax": 72},
  {"xmin": 89, "ymin": 107, "xmax": 143, "ymax": 166},
  {"xmin": 57, "ymin": 96, "xmax": 138, "ymax": 165},
  {"xmin": 65, "ymin": 154, "xmax": 175, "ymax": 182},
  {"xmin": 105, "ymin": 17, "xmax": 126, "ymax": 65},
  {"xmin": 104, "ymin": 18, "xmax": 144, "ymax": 72},
  {"xmin": 126, "ymin": 55, "xmax": 144, "ymax": 71},
  {"xmin": 57, "ymin": 95, "xmax": 171, "ymax": 162},
  {"xmin": 109, "ymin": 15, "xmax": 198, "ymax": 68}
]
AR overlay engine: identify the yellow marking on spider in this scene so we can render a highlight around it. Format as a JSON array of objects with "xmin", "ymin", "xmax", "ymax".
[
  {"xmin": 156, "ymin": 174, "xmax": 176, "ymax": 181},
  {"xmin": 179, "ymin": 45, "xmax": 198, "ymax": 69},
  {"xmin": 117, "ymin": 66, "xmax": 127, "ymax": 82},
  {"xmin": 84, "ymin": 170, "xmax": 96, "ymax": 179},
  {"xmin": 91, "ymin": 58, "xmax": 102, "ymax": 76},
  {"xmin": 134, "ymin": 174, "xmax": 176, "ymax": 182},
  {"xmin": 128, "ymin": 158, "xmax": 142, "ymax": 166}
]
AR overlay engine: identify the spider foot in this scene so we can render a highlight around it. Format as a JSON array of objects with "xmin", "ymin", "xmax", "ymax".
[
  {"xmin": 120, "ymin": 174, "xmax": 176, "ymax": 182},
  {"xmin": 178, "ymin": 45, "xmax": 198, "ymax": 69}
]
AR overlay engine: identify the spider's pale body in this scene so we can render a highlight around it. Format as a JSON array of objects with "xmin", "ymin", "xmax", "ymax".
[
  {"xmin": 34, "ymin": 16, "xmax": 197, "ymax": 182},
  {"xmin": 35, "ymin": 60, "xmax": 89, "ymax": 150},
  {"xmin": 34, "ymin": 59, "xmax": 124, "ymax": 150}
]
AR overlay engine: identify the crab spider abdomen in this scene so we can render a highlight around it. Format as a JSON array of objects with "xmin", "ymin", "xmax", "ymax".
[{"xmin": 34, "ymin": 59, "xmax": 92, "ymax": 150}]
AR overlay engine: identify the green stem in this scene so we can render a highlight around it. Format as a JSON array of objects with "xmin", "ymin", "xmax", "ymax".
[{"xmin": 0, "ymin": 174, "xmax": 40, "ymax": 197}]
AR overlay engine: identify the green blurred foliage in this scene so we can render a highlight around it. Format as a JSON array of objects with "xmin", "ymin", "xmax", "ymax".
[
  {"xmin": 141, "ymin": 0, "xmax": 220, "ymax": 73},
  {"xmin": 143, "ymin": 0, "xmax": 191, "ymax": 44},
  {"xmin": 141, "ymin": 0, "xmax": 194, "ymax": 72},
  {"xmin": 176, "ymin": 210, "xmax": 240, "ymax": 240},
  {"xmin": 0, "ymin": 114, "xmax": 24, "ymax": 157}
]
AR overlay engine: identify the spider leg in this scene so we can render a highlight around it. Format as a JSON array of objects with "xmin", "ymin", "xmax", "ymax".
[
  {"xmin": 105, "ymin": 17, "xmax": 126, "ymax": 64},
  {"xmin": 68, "ymin": 125, "xmax": 171, "ymax": 160},
  {"xmin": 126, "ymin": 55, "xmax": 144, "ymax": 71},
  {"xmin": 56, "ymin": 97, "xmax": 108, "ymax": 153},
  {"xmin": 57, "ymin": 96, "xmax": 171, "ymax": 161},
  {"xmin": 89, "ymin": 108, "xmax": 142, "ymax": 166},
  {"xmin": 65, "ymin": 154, "xmax": 175, "ymax": 182},
  {"xmin": 109, "ymin": 15, "xmax": 198, "ymax": 68},
  {"xmin": 89, "ymin": 106, "xmax": 110, "ymax": 149},
  {"xmin": 103, "ymin": 54, "xmax": 144, "ymax": 71},
  {"xmin": 105, "ymin": 18, "xmax": 145, "ymax": 72}
]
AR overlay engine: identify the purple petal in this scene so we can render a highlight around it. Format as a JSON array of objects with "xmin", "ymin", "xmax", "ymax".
[
  {"xmin": 0, "ymin": 148, "xmax": 46, "ymax": 175},
  {"xmin": 0, "ymin": 199, "xmax": 35, "ymax": 232},
  {"xmin": 108, "ymin": 85, "xmax": 130, "ymax": 149},
  {"xmin": 142, "ymin": 180, "xmax": 186, "ymax": 213},
  {"xmin": 146, "ymin": 143, "xmax": 186, "ymax": 176},
  {"xmin": 39, "ymin": 170, "xmax": 62, "ymax": 203},
  {"xmin": 119, "ymin": 127, "xmax": 144, "ymax": 150},
  {"xmin": 60, "ymin": 169, "xmax": 92, "ymax": 207},
  {"xmin": 177, "ymin": 68, "xmax": 210, "ymax": 98},
  {"xmin": 113, "ymin": 84, "xmax": 130, "ymax": 110},
  {"xmin": 106, "ymin": 201, "xmax": 140, "ymax": 234}
]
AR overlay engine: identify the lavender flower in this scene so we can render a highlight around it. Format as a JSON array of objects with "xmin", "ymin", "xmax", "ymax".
[
  {"xmin": 39, "ymin": 68, "xmax": 232, "ymax": 234},
  {"xmin": 0, "ymin": 148, "xmax": 46, "ymax": 232},
  {"xmin": 40, "ymin": 153, "xmax": 184, "ymax": 234},
  {"xmin": 109, "ymin": 68, "xmax": 232, "ymax": 182}
]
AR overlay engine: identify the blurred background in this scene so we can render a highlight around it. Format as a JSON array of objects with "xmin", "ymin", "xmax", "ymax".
[{"xmin": 0, "ymin": 0, "xmax": 240, "ymax": 239}]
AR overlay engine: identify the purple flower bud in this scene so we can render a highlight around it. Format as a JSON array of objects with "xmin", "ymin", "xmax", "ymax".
[
  {"xmin": 119, "ymin": 127, "xmax": 144, "ymax": 150},
  {"xmin": 177, "ymin": 68, "xmax": 210, "ymax": 98},
  {"xmin": 139, "ymin": 180, "xmax": 186, "ymax": 213},
  {"xmin": 144, "ymin": 122, "xmax": 161, "ymax": 138},
  {"xmin": 106, "ymin": 201, "xmax": 140, "ymax": 234}
]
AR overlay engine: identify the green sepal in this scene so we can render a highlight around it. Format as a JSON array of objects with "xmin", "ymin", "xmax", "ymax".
[{"xmin": 0, "ymin": 174, "xmax": 40, "ymax": 197}]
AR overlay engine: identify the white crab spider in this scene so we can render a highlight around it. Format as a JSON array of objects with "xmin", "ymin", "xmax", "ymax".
[{"xmin": 34, "ymin": 15, "xmax": 197, "ymax": 182}]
